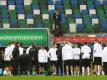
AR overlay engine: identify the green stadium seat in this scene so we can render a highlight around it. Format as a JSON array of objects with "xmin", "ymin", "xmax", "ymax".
[
  {"xmin": 39, "ymin": 0, "xmax": 47, "ymax": 11},
  {"xmin": 61, "ymin": 23, "xmax": 69, "ymax": 33},
  {"xmin": 9, "ymin": 11, "xmax": 17, "ymax": 19},
  {"xmin": 73, "ymin": 7, "xmax": 80, "ymax": 15},
  {"xmin": 42, "ymin": 10, "xmax": 49, "ymax": 14},
  {"xmin": 67, "ymin": 16, "xmax": 75, "ymax": 23},
  {"xmin": 1, "ymin": 9, "xmax": 8, "ymax": 15},
  {"xmin": 43, "ymin": 20, "xmax": 52, "ymax": 30},
  {"xmin": 18, "ymin": 20, "xmax": 27, "ymax": 28},
  {"xmin": 32, "ymin": 0, "xmax": 39, "ymax": 4},
  {"xmin": 24, "ymin": 5, "xmax": 32, "ymax": 13},
  {"xmin": 34, "ymin": 15, "xmax": 41, "ymax": 23},
  {"xmin": 104, "ymin": 5, "xmax": 107, "ymax": 11},
  {"xmin": 93, "ymin": 24, "xmax": 101, "ymax": 33},
  {"xmin": 63, "ymin": 0, "xmax": 71, "ymax": 9},
  {"xmin": 2, "ymin": 19, "xmax": 9, "ymax": 23},
  {"xmin": 78, "ymin": 0, "xmax": 86, "ymax": 5},
  {"xmin": 82, "ymin": 14, "xmax": 90, "ymax": 20},
  {"xmin": 97, "ymin": 8, "xmax": 106, "ymax": 19},
  {"xmin": 87, "ymin": 0, "xmax": 94, "ymax": 5},
  {"xmin": 85, "ymin": 24, "xmax": 93, "ymax": 33}
]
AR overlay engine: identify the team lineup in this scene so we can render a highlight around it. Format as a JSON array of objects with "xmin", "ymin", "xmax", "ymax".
[{"xmin": 2, "ymin": 39, "xmax": 107, "ymax": 76}]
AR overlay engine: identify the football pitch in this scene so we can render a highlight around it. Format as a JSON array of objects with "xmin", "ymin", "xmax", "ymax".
[{"xmin": 0, "ymin": 76, "xmax": 107, "ymax": 80}]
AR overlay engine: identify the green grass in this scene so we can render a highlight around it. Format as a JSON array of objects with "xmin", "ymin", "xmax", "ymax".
[{"xmin": 0, "ymin": 76, "xmax": 107, "ymax": 80}]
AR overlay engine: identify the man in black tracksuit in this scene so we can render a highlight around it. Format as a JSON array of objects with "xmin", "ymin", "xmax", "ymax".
[
  {"xmin": 56, "ymin": 43, "xmax": 63, "ymax": 76},
  {"xmin": 12, "ymin": 42, "xmax": 19, "ymax": 76},
  {"xmin": 18, "ymin": 53, "xmax": 29, "ymax": 76},
  {"xmin": 29, "ymin": 43, "xmax": 38, "ymax": 75},
  {"xmin": 18, "ymin": 43, "xmax": 29, "ymax": 76}
]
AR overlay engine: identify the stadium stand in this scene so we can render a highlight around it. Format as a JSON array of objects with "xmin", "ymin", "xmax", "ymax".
[{"xmin": 0, "ymin": 0, "xmax": 107, "ymax": 33}]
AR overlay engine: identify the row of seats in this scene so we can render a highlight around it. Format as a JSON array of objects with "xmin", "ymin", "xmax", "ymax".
[{"xmin": 0, "ymin": 0, "xmax": 107, "ymax": 33}]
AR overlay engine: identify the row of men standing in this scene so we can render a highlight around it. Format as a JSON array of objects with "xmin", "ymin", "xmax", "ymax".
[{"xmin": 3, "ymin": 40, "xmax": 107, "ymax": 76}]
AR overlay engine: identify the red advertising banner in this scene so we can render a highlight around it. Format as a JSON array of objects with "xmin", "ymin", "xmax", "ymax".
[{"xmin": 52, "ymin": 37, "xmax": 107, "ymax": 43}]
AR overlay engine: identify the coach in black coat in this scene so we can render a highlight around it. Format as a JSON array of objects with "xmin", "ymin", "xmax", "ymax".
[
  {"xmin": 18, "ymin": 53, "xmax": 29, "ymax": 76},
  {"xmin": 56, "ymin": 43, "xmax": 63, "ymax": 76},
  {"xmin": 29, "ymin": 43, "xmax": 38, "ymax": 75},
  {"xmin": 53, "ymin": 10, "xmax": 61, "ymax": 26},
  {"xmin": 12, "ymin": 42, "xmax": 20, "ymax": 76}
]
